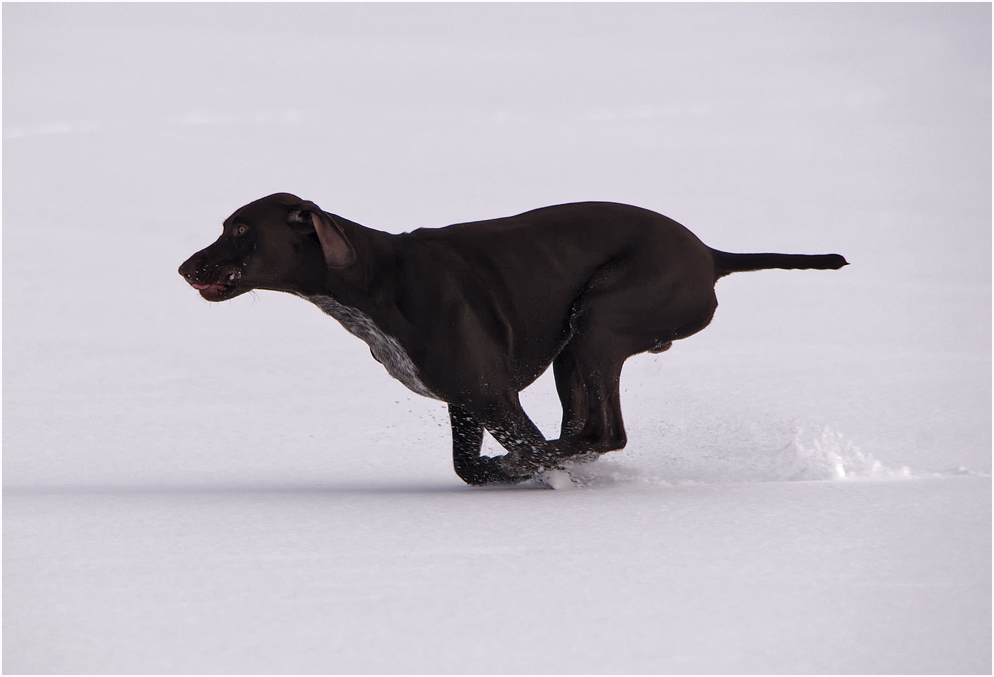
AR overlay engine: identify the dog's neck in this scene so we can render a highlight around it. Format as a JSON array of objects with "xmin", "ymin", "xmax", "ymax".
[
  {"xmin": 291, "ymin": 216, "xmax": 437, "ymax": 398},
  {"xmin": 312, "ymin": 214, "xmax": 398, "ymax": 307}
]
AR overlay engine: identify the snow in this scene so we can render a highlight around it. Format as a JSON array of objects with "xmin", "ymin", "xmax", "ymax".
[
  {"xmin": 4, "ymin": 478, "xmax": 989, "ymax": 674},
  {"xmin": 3, "ymin": 4, "xmax": 990, "ymax": 673}
]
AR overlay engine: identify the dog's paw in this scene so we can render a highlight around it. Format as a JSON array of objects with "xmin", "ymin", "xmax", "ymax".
[
  {"xmin": 456, "ymin": 455, "xmax": 530, "ymax": 486},
  {"xmin": 495, "ymin": 450, "xmax": 527, "ymax": 475}
]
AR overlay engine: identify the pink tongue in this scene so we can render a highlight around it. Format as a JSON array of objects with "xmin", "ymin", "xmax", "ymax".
[{"xmin": 192, "ymin": 283, "xmax": 212, "ymax": 290}]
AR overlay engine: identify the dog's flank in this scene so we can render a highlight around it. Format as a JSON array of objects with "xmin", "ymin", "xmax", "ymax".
[{"xmin": 179, "ymin": 194, "xmax": 847, "ymax": 486}]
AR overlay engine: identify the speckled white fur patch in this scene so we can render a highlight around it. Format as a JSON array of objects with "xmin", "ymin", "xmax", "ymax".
[{"xmin": 301, "ymin": 294, "xmax": 439, "ymax": 400}]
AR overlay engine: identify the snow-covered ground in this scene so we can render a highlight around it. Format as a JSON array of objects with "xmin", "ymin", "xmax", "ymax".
[{"xmin": 3, "ymin": 4, "xmax": 990, "ymax": 673}]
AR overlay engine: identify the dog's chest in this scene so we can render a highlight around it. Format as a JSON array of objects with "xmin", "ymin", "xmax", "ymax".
[{"xmin": 302, "ymin": 294, "xmax": 439, "ymax": 400}]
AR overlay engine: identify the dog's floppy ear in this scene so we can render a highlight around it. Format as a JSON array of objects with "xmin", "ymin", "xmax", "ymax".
[{"xmin": 288, "ymin": 201, "xmax": 356, "ymax": 269}]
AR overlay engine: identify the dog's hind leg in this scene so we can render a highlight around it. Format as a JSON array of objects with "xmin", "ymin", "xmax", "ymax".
[
  {"xmin": 448, "ymin": 404, "xmax": 523, "ymax": 485},
  {"xmin": 551, "ymin": 337, "xmax": 628, "ymax": 457}
]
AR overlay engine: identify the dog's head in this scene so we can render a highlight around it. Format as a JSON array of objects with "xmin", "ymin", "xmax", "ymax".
[{"xmin": 178, "ymin": 193, "xmax": 355, "ymax": 301}]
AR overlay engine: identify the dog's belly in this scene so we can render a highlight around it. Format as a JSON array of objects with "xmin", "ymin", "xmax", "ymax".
[{"xmin": 302, "ymin": 294, "xmax": 440, "ymax": 400}]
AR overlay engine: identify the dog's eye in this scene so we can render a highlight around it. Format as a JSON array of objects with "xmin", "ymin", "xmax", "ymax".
[{"xmin": 234, "ymin": 224, "xmax": 248, "ymax": 236}]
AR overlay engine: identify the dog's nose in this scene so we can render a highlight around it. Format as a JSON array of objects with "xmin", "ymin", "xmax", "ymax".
[{"xmin": 178, "ymin": 254, "xmax": 202, "ymax": 281}]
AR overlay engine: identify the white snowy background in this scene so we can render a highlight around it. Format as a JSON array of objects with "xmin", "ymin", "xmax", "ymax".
[{"xmin": 3, "ymin": 4, "xmax": 990, "ymax": 673}]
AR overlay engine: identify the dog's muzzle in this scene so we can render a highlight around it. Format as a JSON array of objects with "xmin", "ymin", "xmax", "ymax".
[{"xmin": 178, "ymin": 258, "xmax": 243, "ymax": 301}]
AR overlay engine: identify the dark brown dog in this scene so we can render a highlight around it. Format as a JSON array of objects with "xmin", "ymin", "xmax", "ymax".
[{"xmin": 179, "ymin": 194, "xmax": 846, "ymax": 485}]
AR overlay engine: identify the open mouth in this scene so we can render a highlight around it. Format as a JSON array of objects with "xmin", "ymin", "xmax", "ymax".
[{"xmin": 189, "ymin": 268, "xmax": 243, "ymax": 301}]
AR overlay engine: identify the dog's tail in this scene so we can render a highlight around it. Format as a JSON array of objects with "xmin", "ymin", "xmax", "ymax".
[{"xmin": 710, "ymin": 249, "xmax": 848, "ymax": 280}]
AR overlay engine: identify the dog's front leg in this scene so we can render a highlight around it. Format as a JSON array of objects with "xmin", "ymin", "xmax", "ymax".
[
  {"xmin": 448, "ymin": 405, "xmax": 523, "ymax": 486},
  {"xmin": 469, "ymin": 398, "xmax": 562, "ymax": 478},
  {"xmin": 451, "ymin": 391, "xmax": 568, "ymax": 482}
]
